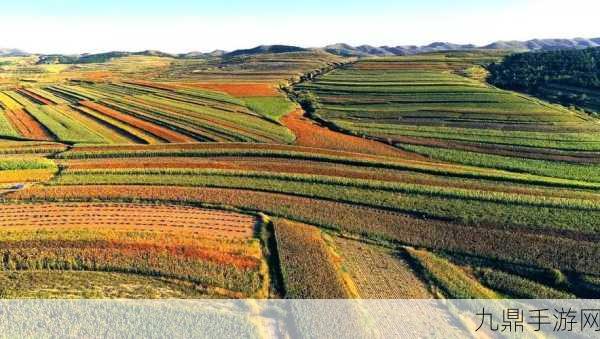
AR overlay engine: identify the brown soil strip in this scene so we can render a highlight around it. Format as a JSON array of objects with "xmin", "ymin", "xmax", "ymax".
[
  {"xmin": 282, "ymin": 108, "xmax": 426, "ymax": 159},
  {"xmin": 4, "ymin": 108, "xmax": 54, "ymax": 140}
]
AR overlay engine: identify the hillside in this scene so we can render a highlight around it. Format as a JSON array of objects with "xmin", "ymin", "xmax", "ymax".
[
  {"xmin": 0, "ymin": 48, "xmax": 598, "ymax": 302},
  {"xmin": 488, "ymin": 47, "xmax": 600, "ymax": 115},
  {"xmin": 224, "ymin": 45, "xmax": 307, "ymax": 57}
]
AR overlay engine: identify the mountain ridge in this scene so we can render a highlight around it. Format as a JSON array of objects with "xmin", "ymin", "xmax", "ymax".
[{"xmin": 3, "ymin": 37, "xmax": 599, "ymax": 61}]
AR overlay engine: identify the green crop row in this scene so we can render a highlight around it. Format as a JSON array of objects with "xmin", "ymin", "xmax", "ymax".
[
  {"xmin": 403, "ymin": 144, "xmax": 600, "ymax": 182},
  {"xmin": 0, "ymin": 157, "xmax": 56, "ymax": 170},
  {"xmin": 56, "ymin": 146, "xmax": 600, "ymax": 190},
  {"xmin": 0, "ymin": 109, "xmax": 20, "ymax": 138},
  {"xmin": 52, "ymin": 168, "xmax": 600, "ymax": 234},
  {"xmin": 25, "ymin": 105, "xmax": 107, "ymax": 144}
]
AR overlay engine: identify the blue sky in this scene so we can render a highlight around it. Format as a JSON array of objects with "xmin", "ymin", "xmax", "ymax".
[{"xmin": 1, "ymin": 0, "xmax": 599, "ymax": 54}]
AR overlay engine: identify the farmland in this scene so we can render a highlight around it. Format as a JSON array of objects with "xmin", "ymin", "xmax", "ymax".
[
  {"xmin": 0, "ymin": 49, "xmax": 598, "ymax": 300},
  {"xmin": 294, "ymin": 52, "xmax": 600, "ymax": 177}
]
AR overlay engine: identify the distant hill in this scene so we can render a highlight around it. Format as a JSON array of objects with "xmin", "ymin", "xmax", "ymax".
[
  {"xmin": 483, "ymin": 38, "xmax": 600, "ymax": 51},
  {"xmin": 322, "ymin": 38, "xmax": 600, "ymax": 57},
  {"xmin": 180, "ymin": 50, "xmax": 226, "ymax": 58},
  {"xmin": 0, "ymin": 48, "xmax": 29, "ymax": 57},
  {"xmin": 12, "ymin": 36, "xmax": 600, "ymax": 64},
  {"xmin": 37, "ymin": 50, "xmax": 176, "ymax": 64},
  {"xmin": 323, "ymin": 43, "xmax": 373, "ymax": 57},
  {"xmin": 224, "ymin": 45, "xmax": 307, "ymax": 57}
]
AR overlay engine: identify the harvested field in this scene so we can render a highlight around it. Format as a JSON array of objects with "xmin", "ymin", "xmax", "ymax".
[
  {"xmin": 273, "ymin": 218, "xmax": 347, "ymax": 298},
  {"xmin": 8, "ymin": 185, "xmax": 600, "ymax": 274},
  {"xmin": 0, "ymin": 201, "xmax": 266, "ymax": 297},
  {"xmin": 0, "ymin": 202, "xmax": 256, "ymax": 239},
  {"xmin": 333, "ymin": 237, "xmax": 431, "ymax": 298}
]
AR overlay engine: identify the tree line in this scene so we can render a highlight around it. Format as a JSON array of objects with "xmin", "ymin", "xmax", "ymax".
[{"xmin": 488, "ymin": 47, "xmax": 600, "ymax": 91}]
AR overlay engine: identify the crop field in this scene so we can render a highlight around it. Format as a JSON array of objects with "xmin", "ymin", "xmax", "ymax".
[
  {"xmin": 332, "ymin": 237, "xmax": 431, "ymax": 298},
  {"xmin": 0, "ymin": 81, "xmax": 296, "ymax": 144},
  {"xmin": 0, "ymin": 201, "xmax": 264, "ymax": 298},
  {"xmin": 272, "ymin": 218, "xmax": 347, "ymax": 298},
  {"xmin": 294, "ymin": 53, "xmax": 600, "ymax": 177},
  {"xmin": 0, "ymin": 50, "xmax": 598, "ymax": 300}
]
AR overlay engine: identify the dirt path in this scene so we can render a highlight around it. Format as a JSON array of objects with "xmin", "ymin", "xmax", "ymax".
[{"xmin": 282, "ymin": 108, "xmax": 425, "ymax": 159}]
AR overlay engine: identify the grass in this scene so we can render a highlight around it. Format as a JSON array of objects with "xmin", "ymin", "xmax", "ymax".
[
  {"xmin": 475, "ymin": 269, "xmax": 575, "ymax": 299},
  {"xmin": 243, "ymin": 96, "xmax": 295, "ymax": 121},
  {"xmin": 406, "ymin": 248, "xmax": 499, "ymax": 299},
  {"xmin": 0, "ymin": 157, "xmax": 56, "ymax": 171}
]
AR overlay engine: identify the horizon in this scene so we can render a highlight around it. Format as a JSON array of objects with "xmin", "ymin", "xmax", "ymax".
[
  {"xmin": 4, "ymin": 35, "xmax": 600, "ymax": 56},
  {"xmin": 1, "ymin": 0, "xmax": 599, "ymax": 55}
]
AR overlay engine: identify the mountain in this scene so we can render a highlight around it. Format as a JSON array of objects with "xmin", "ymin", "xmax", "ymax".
[
  {"xmin": 180, "ymin": 50, "xmax": 226, "ymax": 58},
  {"xmin": 11, "ymin": 36, "xmax": 600, "ymax": 64},
  {"xmin": 323, "ymin": 42, "xmax": 477, "ymax": 56},
  {"xmin": 483, "ymin": 38, "xmax": 600, "ymax": 51},
  {"xmin": 37, "ymin": 50, "xmax": 176, "ymax": 64},
  {"xmin": 322, "ymin": 37, "xmax": 600, "ymax": 57},
  {"xmin": 0, "ymin": 48, "xmax": 29, "ymax": 57},
  {"xmin": 323, "ymin": 43, "xmax": 372, "ymax": 57},
  {"xmin": 224, "ymin": 45, "xmax": 307, "ymax": 57}
]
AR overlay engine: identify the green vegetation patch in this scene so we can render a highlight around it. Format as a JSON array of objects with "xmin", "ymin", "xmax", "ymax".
[
  {"xmin": 403, "ymin": 144, "xmax": 600, "ymax": 183},
  {"xmin": 243, "ymin": 96, "xmax": 295, "ymax": 121},
  {"xmin": 0, "ymin": 157, "xmax": 56, "ymax": 171}
]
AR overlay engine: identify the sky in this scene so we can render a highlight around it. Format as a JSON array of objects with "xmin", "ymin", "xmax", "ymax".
[{"xmin": 1, "ymin": 0, "xmax": 600, "ymax": 54}]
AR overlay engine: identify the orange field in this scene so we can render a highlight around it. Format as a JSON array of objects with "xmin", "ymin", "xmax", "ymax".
[
  {"xmin": 79, "ymin": 101, "xmax": 196, "ymax": 143},
  {"xmin": 17, "ymin": 89, "xmax": 55, "ymax": 105},
  {"xmin": 4, "ymin": 108, "xmax": 54, "ymax": 140},
  {"xmin": 0, "ymin": 202, "xmax": 257, "ymax": 239},
  {"xmin": 282, "ymin": 108, "xmax": 423, "ymax": 159},
  {"xmin": 183, "ymin": 83, "xmax": 280, "ymax": 97}
]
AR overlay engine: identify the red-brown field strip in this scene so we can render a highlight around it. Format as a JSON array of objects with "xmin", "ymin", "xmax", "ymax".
[
  {"xmin": 4, "ymin": 108, "xmax": 54, "ymax": 140},
  {"xmin": 182, "ymin": 83, "xmax": 280, "ymax": 97},
  {"xmin": 0, "ymin": 202, "xmax": 257, "ymax": 239},
  {"xmin": 282, "ymin": 108, "xmax": 426, "ymax": 159},
  {"xmin": 17, "ymin": 89, "xmax": 55, "ymax": 105},
  {"xmin": 79, "ymin": 101, "xmax": 196, "ymax": 143}
]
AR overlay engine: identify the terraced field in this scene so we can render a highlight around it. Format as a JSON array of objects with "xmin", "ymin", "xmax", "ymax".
[
  {"xmin": 0, "ymin": 201, "xmax": 264, "ymax": 298},
  {"xmin": 0, "ymin": 50, "xmax": 598, "ymax": 300},
  {"xmin": 0, "ymin": 81, "xmax": 294, "ymax": 144},
  {"xmin": 295, "ymin": 53, "xmax": 600, "ymax": 179}
]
